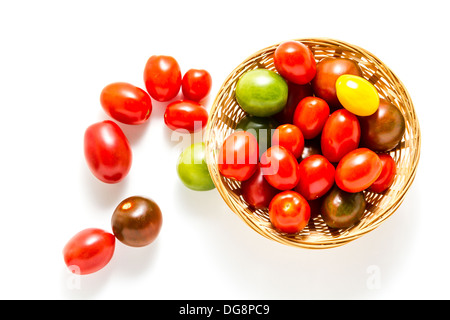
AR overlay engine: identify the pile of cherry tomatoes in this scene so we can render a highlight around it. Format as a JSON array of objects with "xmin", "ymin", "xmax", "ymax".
[
  {"xmin": 64, "ymin": 55, "xmax": 213, "ymax": 275},
  {"xmin": 218, "ymin": 40, "xmax": 406, "ymax": 234}
]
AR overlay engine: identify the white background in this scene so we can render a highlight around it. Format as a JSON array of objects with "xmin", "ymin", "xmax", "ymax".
[{"xmin": 0, "ymin": 0, "xmax": 448, "ymax": 300}]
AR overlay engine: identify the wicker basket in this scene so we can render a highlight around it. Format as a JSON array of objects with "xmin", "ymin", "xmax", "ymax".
[{"xmin": 205, "ymin": 38, "xmax": 421, "ymax": 249}]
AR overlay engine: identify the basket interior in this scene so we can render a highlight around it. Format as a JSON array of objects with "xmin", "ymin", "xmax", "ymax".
[{"xmin": 205, "ymin": 38, "xmax": 421, "ymax": 249}]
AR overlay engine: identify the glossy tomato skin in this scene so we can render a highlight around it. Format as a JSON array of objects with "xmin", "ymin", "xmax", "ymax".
[
  {"xmin": 274, "ymin": 81, "xmax": 313, "ymax": 124},
  {"xmin": 235, "ymin": 69, "xmax": 288, "ymax": 117},
  {"xmin": 293, "ymin": 96, "xmax": 330, "ymax": 139},
  {"xmin": 177, "ymin": 143, "xmax": 215, "ymax": 191},
  {"xmin": 241, "ymin": 164, "xmax": 279, "ymax": 209},
  {"xmin": 312, "ymin": 57, "xmax": 362, "ymax": 111},
  {"xmin": 271, "ymin": 124, "xmax": 304, "ymax": 159},
  {"xmin": 63, "ymin": 228, "xmax": 115, "ymax": 275},
  {"xmin": 321, "ymin": 109, "xmax": 360, "ymax": 163},
  {"xmin": 164, "ymin": 100, "xmax": 208, "ymax": 133},
  {"xmin": 359, "ymin": 99, "xmax": 406, "ymax": 152},
  {"xmin": 321, "ymin": 185, "xmax": 366, "ymax": 229},
  {"xmin": 181, "ymin": 69, "xmax": 212, "ymax": 102},
  {"xmin": 236, "ymin": 115, "xmax": 279, "ymax": 158},
  {"xmin": 269, "ymin": 191, "xmax": 311, "ymax": 233},
  {"xmin": 218, "ymin": 131, "xmax": 259, "ymax": 181},
  {"xmin": 295, "ymin": 155, "xmax": 335, "ymax": 200},
  {"xmin": 143, "ymin": 55, "xmax": 181, "ymax": 102},
  {"xmin": 111, "ymin": 196, "xmax": 163, "ymax": 247},
  {"xmin": 260, "ymin": 145, "xmax": 300, "ymax": 190},
  {"xmin": 100, "ymin": 82, "xmax": 152, "ymax": 125},
  {"xmin": 335, "ymin": 148, "xmax": 382, "ymax": 193},
  {"xmin": 84, "ymin": 120, "xmax": 132, "ymax": 184},
  {"xmin": 368, "ymin": 153, "xmax": 397, "ymax": 193},
  {"xmin": 274, "ymin": 41, "xmax": 316, "ymax": 85},
  {"xmin": 336, "ymin": 75, "xmax": 380, "ymax": 116}
]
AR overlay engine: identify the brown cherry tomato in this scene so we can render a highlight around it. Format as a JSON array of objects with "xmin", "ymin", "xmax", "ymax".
[
  {"xmin": 143, "ymin": 55, "xmax": 181, "ymax": 102},
  {"xmin": 241, "ymin": 164, "xmax": 279, "ymax": 209},
  {"xmin": 321, "ymin": 109, "xmax": 360, "ymax": 163},
  {"xmin": 271, "ymin": 124, "xmax": 304, "ymax": 159},
  {"xmin": 300, "ymin": 137, "xmax": 322, "ymax": 162},
  {"xmin": 260, "ymin": 145, "xmax": 300, "ymax": 190},
  {"xmin": 359, "ymin": 99, "xmax": 406, "ymax": 152},
  {"xmin": 368, "ymin": 153, "xmax": 397, "ymax": 193},
  {"xmin": 218, "ymin": 131, "xmax": 259, "ymax": 181},
  {"xmin": 312, "ymin": 57, "xmax": 362, "ymax": 111},
  {"xmin": 295, "ymin": 155, "xmax": 335, "ymax": 200},
  {"xmin": 293, "ymin": 96, "xmax": 330, "ymax": 139},
  {"xmin": 335, "ymin": 148, "xmax": 382, "ymax": 193},
  {"xmin": 100, "ymin": 82, "xmax": 152, "ymax": 125},
  {"xmin": 164, "ymin": 100, "xmax": 208, "ymax": 133},
  {"xmin": 269, "ymin": 190, "xmax": 311, "ymax": 234},
  {"xmin": 111, "ymin": 196, "xmax": 163, "ymax": 247}
]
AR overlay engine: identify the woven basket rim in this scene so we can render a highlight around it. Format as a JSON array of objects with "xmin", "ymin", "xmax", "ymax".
[{"xmin": 205, "ymin": 37, "xmax": 421, "ymax": 249}]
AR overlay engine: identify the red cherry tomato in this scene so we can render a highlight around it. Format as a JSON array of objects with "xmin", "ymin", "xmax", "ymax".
[
  {"xmin": 293, "ymin": 96, "xmax": 330, "ymax": 139},
  {"xmin": 182, "ymin": 69, "xmax": 212, "ymax": 102},
  {"xmin": 241, "ymin": 164, "xmax": 279, "ymax": 209},
  {"xmin": 63, "ymin": 228, "xmax": 115, "ymax": 275},
  {"xmin": 164, "ymin": 100, "xmax": 208, "ymax": 133},
  {"xmin": 218, "ymin": 131, "xmax": 259, "ymax": 181},
  {"xmin": 335, "ymin": 148, "xmax": 382, "ymax": 193},
  {"xmin": 269, "ymin": 191, "xmax": 310, "ymax": 233},
  {"xmin": 100, "ymin": 82, "xmax": 152, "ymax": 125},
  {"xmin": 274, "ymin": 40, "xmax": 316, "ymax": 85},
  {"xmin": 368, "ymin": 153, "xmax": 397, "ymax": 193},
  {"xmin": 295, "ymin": 155, "xmax": 335, "ymax": 200},
  {"xmin": 321, "ymin": 109, "xmax": 361, "ymax": 163},
  {"xmin": 143, "ymin": 55, "xmax": 181, "ymax": 102},
  {"xmin": 84, "ymin": 120, "xmax": 132, "ymax": 184},
  {"xmin": 274, "ymin": 81, "xmax": 313, "ymax": 124},
  {"xmin": 260, "ymin": 145, "xmax": 300, "ymax": 190},
  {"xmin": 271, "ymin": 124, "xmax": 304, "ymax": 159}
]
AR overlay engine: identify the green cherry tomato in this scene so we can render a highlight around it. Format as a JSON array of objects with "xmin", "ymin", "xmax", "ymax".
[
  {"xmin": 177, "ymin": 142, "xmax": 215, "ymax": 191},
  {"xmin": 235, "ymin": 69, "xmax": 288, "ymax": 117},
  {"xmin": 336, "ymin": 74, "xmax": 380, "ymax": 116}
]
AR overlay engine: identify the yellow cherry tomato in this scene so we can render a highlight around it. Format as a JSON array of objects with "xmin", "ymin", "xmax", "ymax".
[{"xmin": 336, "ymin": 74, "xmax": 380, "ymax": 116}]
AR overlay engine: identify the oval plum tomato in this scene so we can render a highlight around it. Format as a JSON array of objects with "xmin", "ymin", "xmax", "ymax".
[
  {"xmin": 368, "ymin": 153, "xmax": 397, "ymax": 193},
  {"xmin": 143, "ymin": 55, "xmax": 181, "ymax": 102},
  {"xmin": 269, "ymin": 191, "xmax": 311, "ymax": 233},
  {"xmin": 336, "ymin": 75, "xmax": 380, "ymax": 116},
  {"xmin": 84, "ymin": 120, "xmax": 132, "ymax": 184},
  {"xmin": 295, "ymin": 155, "xmax": 335, "ymax": 200},
  {"xmin": 335, "ymin": 148, "xmax": 382, "ymax": 193},
  {"xmin": 321, "ymin": 109, "xmax": 360, "ymax": 163},
  {"xmin": 63, "ymin": 228, "xmax": 115, "ymax": 275},
  {"xmin": 241, "ymin": 164, "xmax": 279, "ymax": 209},
  {"xmin": 293, "ymin": 96, "xmax": 330, "ymax": 139},
  {"xmin": 260, "ymin": 145, "xmax": 300, "ymax": 190},
  {"xmin": 274, "ymin": 81, "xmax": 313, "ymax": 124},
  {"xmin": 359, "ymin": 99, "xmax": 406, "ymax": 152},
  {"xmin": 164, "ymin": 100, "xmax": 208, "ymax": 133},
  {"xmin": 321, "ymin": 185, "xmax": 366, "ymax": 229},
  {"xmin": 312, "ymin": 57, "xmax": 362, "ymax": 111},
  {"xmin": 218, "ymin": 131, "xmax": 259, "ymax": 181},
  {"xmin": 274, "ymin": 40, "xmax": 316, "ymax": 85},
  {"xmin": 100, "ymin": 82, "xmax": 152, "ymax": 125},
  {"xmin": 177, "ymin": 142, "xmax": 215, "ymax": 191},
  {"xmin": 182, "ymin": 69, "xmax": 212, "ymax": 102},
  {"xmin": 271, "ymin": 124, "xmax": 304, "ymax": 159}
]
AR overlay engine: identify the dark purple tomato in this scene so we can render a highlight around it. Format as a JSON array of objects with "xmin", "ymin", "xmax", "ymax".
[
  {"xmin": 321, "ymin": 185, "xmax": 366, "ymax": 229},
  {"xmin": 359, "ymin": 99, "xmax": 406, "ymax": 152}
]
